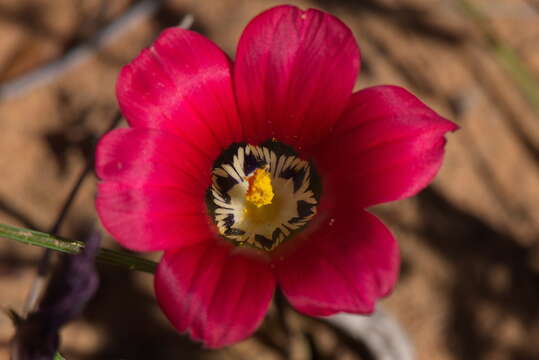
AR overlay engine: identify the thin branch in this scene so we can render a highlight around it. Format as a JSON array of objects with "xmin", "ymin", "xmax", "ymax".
[
  {"xmin": 0, "ymin": 0, "xmax": 163, "ymax": 101},
  {"xmin": 23, "ymin": 111, "xmax": 122, "ymax": 315},
  {"xmin": 19, "ymin": 8, "xmax": 195, "ymax": 313}
]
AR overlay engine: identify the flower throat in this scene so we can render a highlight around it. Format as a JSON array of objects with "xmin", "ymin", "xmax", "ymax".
[{"xmin": 206, "ymin": 141, "xmax": 321, "ymax": 252}]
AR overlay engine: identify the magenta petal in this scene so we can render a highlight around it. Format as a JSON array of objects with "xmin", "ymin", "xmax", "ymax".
[
  {"xmin": 234, "ymin": 5, "xmax": 359, "ymax": 155},
  {"xmin": 117, "ymin": 28, "xmax": 241, "ymax": 158},
  {"xmin": 96, "ymin": 128, "xmax": 212, "ymax": 190},
  {"xmin": 96, "ymin": 182, "xmax": 212, "ymax": 252},
  {"xmin": 275, "ymin": 209, "xmax": 399, "ymax": 317},
  {"xmin": 95, "ymin": 128, "xmax": 214, "ymax": 252},
  {"xmin": 318, "ymin": 85, "xmax": 458, "ymax": 208},
  {"xmin": 155, "ymin": 242, "xmax": 275, "ymax": 348}
]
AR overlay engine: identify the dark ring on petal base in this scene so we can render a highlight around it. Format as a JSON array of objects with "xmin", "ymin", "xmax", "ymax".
[{"xmin": 206, "ymin": 140, "xmax": 321, "ymax": 251}]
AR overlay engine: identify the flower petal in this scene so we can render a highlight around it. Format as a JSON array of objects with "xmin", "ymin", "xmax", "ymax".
[
  {"xmin": 155, "ymin": 241, "xmax": 275, "ymax": 348},
  {"xmin": 234, "ymin": 5, "xmax": 359, "ymax": 155},
  {"xmin": 274, "ymin": 209, "xmax": 399, "ymax": 317},
  {"xmin": 96, "ymin": 182, "xmax": 212, "ymax": 252},
  {"xmin": 95, "ymin": 128, "xmax": 214, "ymax": 251},
  {"xmin": 96, "ymin": 128, "xmax": 212, "ymax": 190},
  {"xmin": 317, "ymin": 85, "xmax": 458, "ymax": 208},
  {"xmin": 117, "ymin": 28, "xmax": 242, "ymax": 159}
]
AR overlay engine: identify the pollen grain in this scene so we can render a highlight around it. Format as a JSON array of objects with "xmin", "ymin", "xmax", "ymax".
[{"xmin": 245, "ymin": 168, "xmax": 274, "ymax": 207}]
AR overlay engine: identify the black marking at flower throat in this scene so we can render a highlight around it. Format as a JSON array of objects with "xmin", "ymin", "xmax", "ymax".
[{"xmin": 206, "ymin": 140, "xmax": 321, "ymax": 251}]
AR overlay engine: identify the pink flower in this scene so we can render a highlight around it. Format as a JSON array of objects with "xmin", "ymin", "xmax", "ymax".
[{"xmin": 96, "ymin": 5, "xmax": 457, "ymax": 348}]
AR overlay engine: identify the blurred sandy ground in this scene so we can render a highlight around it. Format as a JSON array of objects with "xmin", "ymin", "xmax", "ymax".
[{"xmin": 0, "ymin": 0, "xmax": 538, "ymax": 359}]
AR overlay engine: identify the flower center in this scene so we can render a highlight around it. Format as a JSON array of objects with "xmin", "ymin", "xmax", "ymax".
[{"xmin": 207, "ymin": 141, "xmax": 321, "ymax": 252}]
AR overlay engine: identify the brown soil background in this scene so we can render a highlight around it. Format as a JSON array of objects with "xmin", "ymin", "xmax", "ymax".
[{"xmin": 0, "ymin": 0, "xmax": 538, "ymax": 359}]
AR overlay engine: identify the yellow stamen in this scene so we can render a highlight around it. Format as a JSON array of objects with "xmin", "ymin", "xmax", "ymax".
[{"xmin": 245, "ymin": 168, "xmax": 274, "ymax": 207}]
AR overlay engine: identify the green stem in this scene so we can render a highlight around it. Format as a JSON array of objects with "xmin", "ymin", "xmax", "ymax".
[{"xmin": 0, "ymin": 223, "xmax": 157, "ymax": 274}]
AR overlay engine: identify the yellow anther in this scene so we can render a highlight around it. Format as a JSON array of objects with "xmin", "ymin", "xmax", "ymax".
[{"xmin": 246, "ymin": 168, "xmax": 274, "ymax": 207}]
